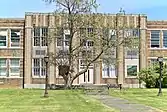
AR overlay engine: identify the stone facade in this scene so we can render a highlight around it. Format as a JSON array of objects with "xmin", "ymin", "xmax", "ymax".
[{"xmin": 23, "ymin": 13, "xmax": 147, "ymax": 88}]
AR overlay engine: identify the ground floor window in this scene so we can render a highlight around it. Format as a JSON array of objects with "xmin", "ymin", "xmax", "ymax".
[
  {"xmin": 0, "ymin": 59, "xmax": 7, "ymax": 76},
  {"xmin": 33, "ymin": 58, "xmax": 46, "ymax": 77},
  {"xmin": 127, "ymin": 65, "xmax": 137, "ymax": 77},
  {"xmin": 10, "ymin": 59, "xmax": 20, "ymax": 76},
  {"xmin": 102, "ymin": 63, "xmax": 116, "ymax": 78},
  {"xmin": 0, "ymin": 58, "xmax": 20, "ymax": 77}
]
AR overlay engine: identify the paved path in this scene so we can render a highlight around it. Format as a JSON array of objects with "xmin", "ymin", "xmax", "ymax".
[{"xmin": 92, "ymin": 95, "xmax": 163, "ymax": 112}]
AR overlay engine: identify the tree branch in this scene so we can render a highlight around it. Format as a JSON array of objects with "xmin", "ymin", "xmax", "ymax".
[{"xmin": 73, "ymin": 49, "xmax": 103, "ymax": 80}]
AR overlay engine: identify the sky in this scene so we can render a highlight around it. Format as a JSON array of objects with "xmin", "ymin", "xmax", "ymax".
[{"xmin": 0, "ymin": 0, "xmax": 167, "ymax": 20}]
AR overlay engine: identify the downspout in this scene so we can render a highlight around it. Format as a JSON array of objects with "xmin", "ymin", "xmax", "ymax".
[
  {"xmin": 23, "ymin": 19, "xmax": 25, "ymax": 89},
  {"xmin": 138, "ymin": 14, "xmax": 141, "ymax": 88}
]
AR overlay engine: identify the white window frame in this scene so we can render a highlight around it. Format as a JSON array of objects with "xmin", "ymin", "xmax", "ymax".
[
  {"xmin": 102, "ymin": 63, "xmax": 116, "ymax": 78},
  {"xmin": 10, "ymin": 29, "xmax": 21, "ymax": 48},
  {"xmin": 56, "ymin": 30, "xmax": 70, "ymax": 48},
  {"xmin": 33, "ymin": 27, "xmax": 48, "ymax": 47},
  {"xmin": 0, "ymin": 58, "xmax": 7, "ymax": 77},
  {"xmin": 150, "ymin": 30, "xmax": 160, "ymax": 48},
  {"xmin": 32, "ymin": 58, "xmax": 46, "ymax": 78},
  {"xmin": 126, "ymin": 64, "xmax": 138, "ymax": 77},
  {"xmin": 0, "ymin": 29, "xmax": 8, "ymax": 48},
  {"xmin": 9, "ymin": 58, "xmax": 20, "ymax": 77}
]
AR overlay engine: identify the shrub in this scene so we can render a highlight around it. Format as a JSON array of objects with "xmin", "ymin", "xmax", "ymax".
[{"xmin": 138, "ymin": 67, "xmax": 159, "ymax": 88}]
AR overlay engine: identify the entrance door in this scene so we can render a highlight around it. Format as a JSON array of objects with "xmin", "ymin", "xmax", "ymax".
[{"xmin": 79, "ymin": 69, "xmax": 93, "ymax": 84}]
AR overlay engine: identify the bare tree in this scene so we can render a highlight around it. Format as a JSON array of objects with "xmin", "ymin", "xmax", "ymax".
[{"xmin": 44, "ymin": 0, "xmax": 139, "ymax": 88}]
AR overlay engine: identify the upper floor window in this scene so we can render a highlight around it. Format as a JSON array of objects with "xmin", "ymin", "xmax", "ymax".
[
  {"xmin": 57, "ymin": 34, "xmax": 70, "ymax": 47},
  {"xmin": 151, "ymin": 30, "xmax": 160, "ymax": 48},
  {"xmin": 0, "ymin": 29, "xmax": 7, "ymax": 47},
  {"xmin": 33, "ymin": 27, "xmax": 48, "ymax": 46},
  {"xmin": 126, "ymin": 49, "xmax": 138, "ymax": 59},
  {"xmin": 11, "ymin": 29, "xmax": 20, "ymax": 47},
  {"xmin": 126, "ymin": 29, "xmax": 139, "ymax": 37},
  {"xmin": 163, "ymin": 30, "xmax": 167, "ymax": 48}
]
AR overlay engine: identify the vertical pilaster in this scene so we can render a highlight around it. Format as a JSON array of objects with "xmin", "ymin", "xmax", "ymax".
[{"xmin": 24, "ymin": 15, "xmax": 32, "ymax": 84}]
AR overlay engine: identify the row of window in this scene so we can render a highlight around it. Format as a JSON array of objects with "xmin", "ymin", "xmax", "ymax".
[
  {"xmin": 102, "ymin": 64, "xmax": 137, "ymax": 78},
  {"xmin": 31, "ymin": 58, "xmax": 138, "ymax": 78},
  {"xmin": 0, "ymin": 29, "xmax": 21, "ymax": 47},
  {"xmin": 151, "ymin": 30, "xmax": 167, "ymax": 48},
  {"xmin": 0, "ymin": 59, "xmax": 20, "ymax": 76}
]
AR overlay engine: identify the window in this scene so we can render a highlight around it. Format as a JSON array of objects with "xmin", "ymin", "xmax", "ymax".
[
  {"xmin": 127, "ymin": 65, "xmax": 137, "ymax": 77},
  {"xmin": 151, "ymin": 30, "xmax": 160, "ymax": 48},
  {"xmin": 33, "ymin": 58, "xmax": 46, "ymax": 77},
  {"xmin": 122, "ymin": 29, "xmax": 140, "ymax": 38},
  {"xmin": 81, "ymin": 50, "xmax": 92, "ymax": 58},
  {"xmin": 11, "ymin": 29, "xmax": 20, "ymax": 47},
  {"xmin": 57, "ymin": 34, "xmax": 70, "ymax": 47},
  {"xmin": 163, "ymin": 31, "xmax": 167, "ymax": 48},
  {"xmin": 0, "ymin": 59, "xmax": 7, "ymax": 76},
  {"xmin": 126, "ymin": 49, "xmax": 138, "ymax": 59},
  {"xmin": 0, "ymin": 30, "xmax": 7, "ymax": 47},
  {"xmin": 10, "ymin": 59, "xmax": 20, "ymax": 76},
  {"xmin": 102, "ymin": 63, "xmax": 116, "ymax": 78},
  {"xmin": 33, "ymin": 27, "xmax": 48, "ymax": 46},
  {"xmin": 149, "ymin": 59, "xmax": 157, "ymax": 66},
  {"xmin": 81, "ymin": 39, "xmax": 94, "ymax": 47}
]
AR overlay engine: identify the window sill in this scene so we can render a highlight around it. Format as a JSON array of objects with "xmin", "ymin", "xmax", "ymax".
[
  {"xmin": 0, "ymin": 47, "xmax": 23, "ymax": 50},
  {"xmin": 102, "ymin": 77, "xmax": 117, "ymax": 79},
  {"xmin": 32, "ymin": 76, "xmax": 45, "ymax": 78},
  {"xmin": 149, "ymin": 48, "xmax": 167, "ymax": 50},
  {"xmin": 0, "ymin": 76, "xmax": 22, "ymax": 78},
  {"xmin": 125, "ymin": 76, "xmax": 137, "ymax": 78}
]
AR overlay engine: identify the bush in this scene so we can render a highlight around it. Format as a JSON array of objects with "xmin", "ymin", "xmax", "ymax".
[
  {"xmin": 139, "ymin": 63, "xmax": 167, "ymax": 88},
  {"xmin": 138, "ymin": 67, "xmax": 159, "ymax": 88}
]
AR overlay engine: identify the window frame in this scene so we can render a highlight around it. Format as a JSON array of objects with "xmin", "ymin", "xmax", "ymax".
[
  {"xmin": 0, "ymin": 29, "xmax": 8, "ymax": 48},
  {"xmin": 150, "ymin": 30, "xmax": 160, "ymax": 48},
  {"xmin": 126, "ymin": 64, "xmax": 138, "ymax": 77},
  {"xmin": 163, "ymin": 30, "xmax": 167, "ymax": 48},
  {"xmin": 102, "ymin": 62, "xmax": 117, "ymax": 78},
  {"xmin": 32, "ymin": 58, "xmax": 46, "ymax": 78},
  {"xmin": 10, "ymin": 29, "xmax": 21, "ymax": 48},
  {"xmin": 9, "ymin": 58, "xmax": 20, "ymax": 76},
  {"xmin": 33, "ymin": 27, "xmax": 48, "ymax": 47},
  {"xmin": 56, "ymin": 30, "xmax": 70, "ymax": 48},
  {"xmin": 0, "ymin": 58, "xmax": 7, "ymax": 77}
]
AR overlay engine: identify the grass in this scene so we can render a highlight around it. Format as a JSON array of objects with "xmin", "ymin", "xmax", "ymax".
[
  {"xmin": 0, "ymin": 89, "xmax": 117, "ymax": 112},
  {"xmin": 109, "ymin": 88, "xmax": 167, "ymax": 112}
]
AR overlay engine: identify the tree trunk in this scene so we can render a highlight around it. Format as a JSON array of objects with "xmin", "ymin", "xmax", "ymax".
[{"xmin": 64, "ymin": 76, "xmax": 74, "ymax": 89}]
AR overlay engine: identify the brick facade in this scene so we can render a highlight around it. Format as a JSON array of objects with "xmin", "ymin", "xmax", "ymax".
[
  {"xmin": 0, "ymin": 19, "xmax": 24, "ymax": 88},
  {"xmin": 0, "ymin": 13, "xmax": 166, "ymax": 88}
]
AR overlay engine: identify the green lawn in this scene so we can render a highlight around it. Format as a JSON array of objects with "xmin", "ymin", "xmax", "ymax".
[
  {"xmin": 0, "ymin": 89, "xmax": 116, "ymax": 112},
  {"xmin": 109, "ymin": 88, "xmax": 167, "ymax": 112}
]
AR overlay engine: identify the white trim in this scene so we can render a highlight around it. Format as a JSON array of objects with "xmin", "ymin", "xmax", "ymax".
[
  {"xmin": 0, "ymin": 29, "xmax": 8, "ymax": 48},
  {"xmin": 0, "ymin": 57, "xmax": 23, "ymax": 59},
  {"xmin": 9, "ymin": 58, "xmax": 20, "ymax": 77},
  {"xmin": 32, "ymin": 58, "xmax": 46, "ymax": 78},
  {"xmin": 150, "ymin": 30, "xmax": 160, "ymax": 48},
  {"xmin": 9, "ymin": 29, "xmax": 21, "ymax": 48},
  {"xmin": 126, "ymin": 76, "xmax": 138, "ymax": 79},
  {"xmin": 148, "ymin": 29, "xmax": 167, "ymax": 30},
  {"xmin": 148, "ymin": 48, "xmax": 167, "ymax": 50},
  {"xmin": 0, "ymin": 27, "xmax": 23, "ymax": 29}
]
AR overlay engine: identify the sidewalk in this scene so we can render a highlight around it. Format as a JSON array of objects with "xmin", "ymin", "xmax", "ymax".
[{"xmin": 92, "ymin": 95, "xmax": 163, "ymax": 112}]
